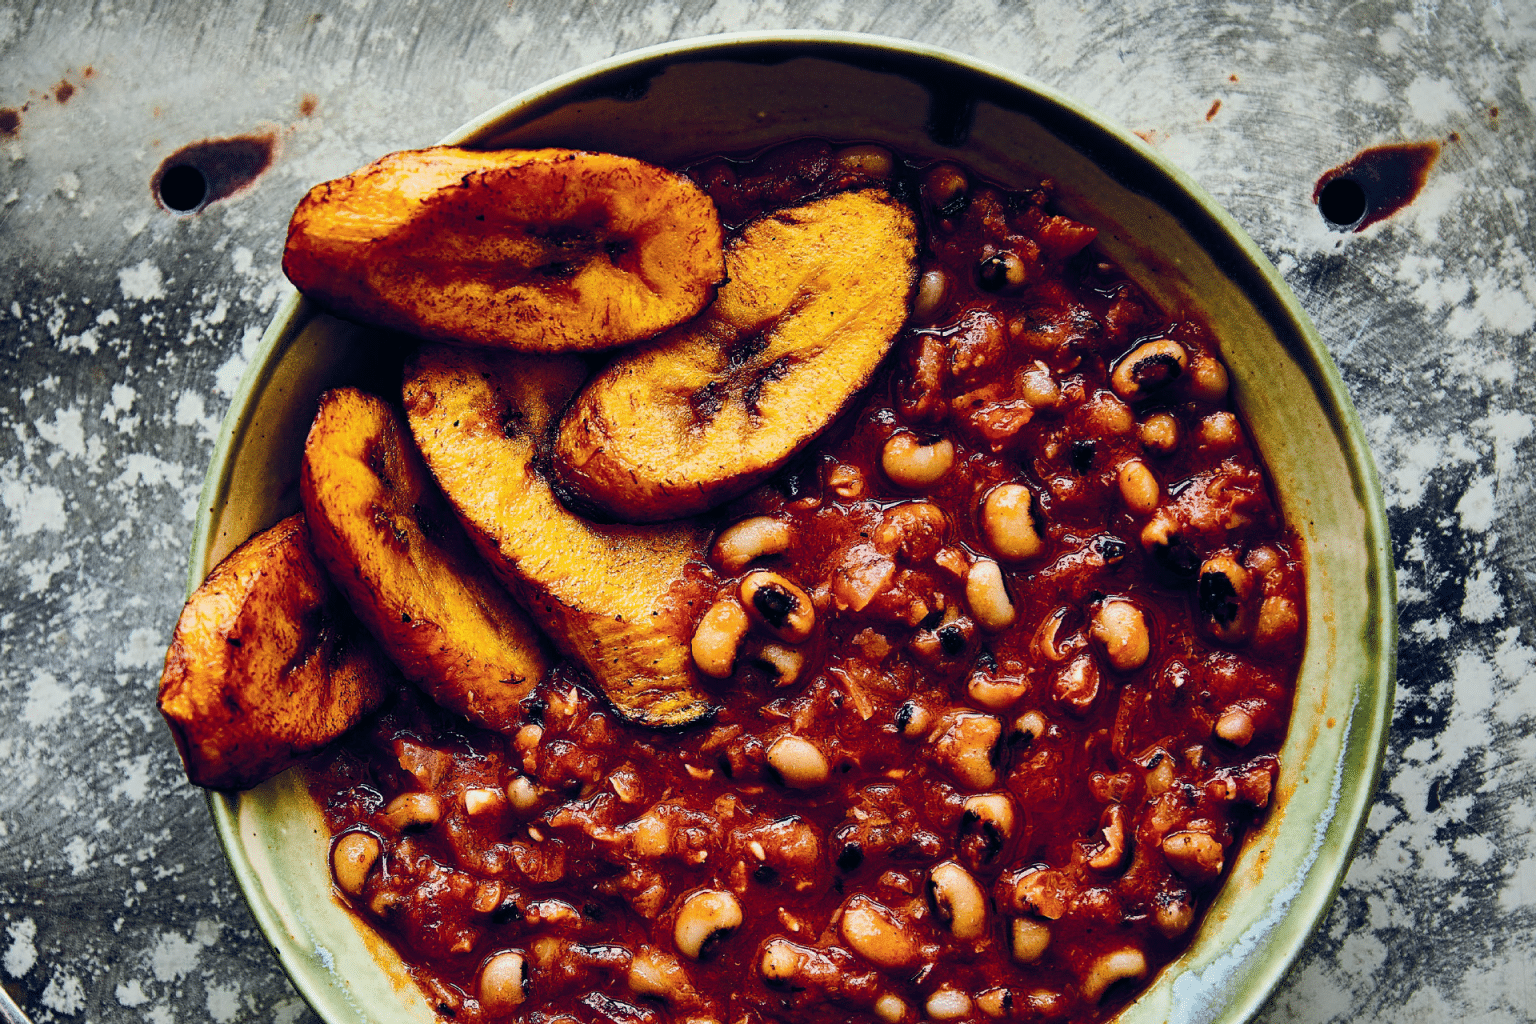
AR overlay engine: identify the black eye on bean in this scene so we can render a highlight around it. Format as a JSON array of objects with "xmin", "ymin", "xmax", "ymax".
[
  {"xmin": 837, "ymin": 842, "xmax": 865, "ymax": 871},
  {"xmin": 938, "ymin": 624, "xmax": 966, "ymax": 656},
  {"xmin": 752, "ymin": 585, "xmax": 796, "ymax": 626},
  {"xmin": 1198, "ymin": 570, "xmax": 1242, "ymax": 625},
  {"xmin": 1070, "ymin": 439, "xmax": 1096, "ymax": 473},
  {"xmin": 753, "ymin": 863, "xmax": 779, "ymax": 884},
  {"xmin": 1093, "ymin": 535, "xmax": 1129, "ymax": 565}
]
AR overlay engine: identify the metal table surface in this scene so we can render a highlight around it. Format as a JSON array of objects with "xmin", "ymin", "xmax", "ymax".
[{"xmin": 2, "ymin": 3, "xmax": 1532, "ymax": 1023}]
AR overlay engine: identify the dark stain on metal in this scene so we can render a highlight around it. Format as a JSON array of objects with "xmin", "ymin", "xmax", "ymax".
[
  {"xmin": 53, "ymin": 80, "xmax": 75, "ymax": 104},
  {"xmin": 1205, "ymin": 99, "xmax": 1222, "ymax": 121},
  {"xmin": 1489, "ymin": 105, "xmax": 1499, "ymax": 120},
  {"xmin": 1313, "ymin": 141, "xmax": 1440, "ymax": 232},
  {"xmin": 299, "ymin": 93, "xmax": 318, "ymax": 117},
  {"xmin": 1446, "ymin": 131, "xmax": 1460, "ymax": 143},
  {"xmin": 1228, "ymin": 73, "xmax": 1238, "ymax": 82},
  {"xmin": 82, "ymin": 66, "xmax": 95, "ymax": 79},
  {"xmin": 151, "ymin": 128, "xmax": 279, "ymax": 214},
  {"xmin": 0, "ymin": 107, "xmax": 20, "ymax": 137}
]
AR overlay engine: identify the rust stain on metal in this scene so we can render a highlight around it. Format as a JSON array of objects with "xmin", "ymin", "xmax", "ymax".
[
  {"xmin": 53, "ymin": 79, "xmax": 75, "ymax": 104},
  {"xmin": 299, "ymin": 93, "xmax": 319, "ymax": 117},
  {"xmin": 1205, "ymin": 99, "xmax": 1222, "ymax": 121},
  {"xmin": 1314, "ymin": 140, "xmax": 1441, "ymax": 232},
  {"xmin": 0, "ymin": 107, "xmax": 20, "ymax": 137},
  {"xmin": 151, "ymin": 126, "xmax": 281, "ymax": 213}
]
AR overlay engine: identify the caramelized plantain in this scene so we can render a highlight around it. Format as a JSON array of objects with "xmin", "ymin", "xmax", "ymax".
[
  {"xmin": 158, "ymin": 514, "xmax": 393, "ymax": 790},
  {"xmin": 402, "ymin": 345, "xmax": 716, "ymax": 728},
  {"xmin": 553, "ymin": 188, "xmax": 918, "ymax": 521},
  {"xmin": 283, "ymin": 147, "xmax": 725, "ymax": 352},
  {"xmin": 301, "ymin": 387, "xmax": 551, "ymax": 732}
]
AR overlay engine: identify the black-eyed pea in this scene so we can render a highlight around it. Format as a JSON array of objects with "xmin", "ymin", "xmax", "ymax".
[
  {"xmin": 711, "ymin": 516, "xmax": 793, "ymax": 574},
  {"xmin": 874, "ymin": 501, "xmax": 948, "ymax": 562},
  {"xmin": 827, "ymin": 463, "xmax": 865, "ymax": 499},
  {"xmin": 1141, "ymin": 509, "xmax": 1200, "ymax": 580},
  {"xmin": 965, "ymin": 559, "xmax": 1018, "ymax": 632},
  {"xmin": 1080, "ymin": 947, "xmax": 1148, "ymax": 1002},
  {"xmin": 976, "ymin": 987, "xmax": 1015, "ymax": 1018},
  {"xmin": 959, "ymin": 793, "xmax": 1016, "ymax": 866},
  {"xmin": 1138, "ymin": 411, "xmax": 1181, "ymax": 455},
  {"xmin": 627, "ymin": 946, "xmax": 694, "ymax": 1003},
  {"xmin": 767, "ymin": 735, "xmax": 829, "ymax": 789},
  {"xmin": 332, "ymin": 831, "xmax": 381, "ymax": 896},
  {"xmin": 932, "ymin": 712, "xmax": 1003, "ymax": 790},
  {"xmin": 752, "ymin": 642, "xmax": 804, "ymax": 688},
  {"xmin": 836, "ymin": 143, "xmax": 895, "ymax": 178},
  {"xmin": 1183, "ymin": 352, "xmax": 1229, "ymax": 402},
  {"xmin": 478, "ymin": 950, "xmax": 529, "ymax": 1015},
  {"xmin": 758, "ymin": 937, "xmax": 804, "ymax": 986},
  {"xmin": 692, "ymin": 598, "xmax": 750, "ymax": 678},
  {"xmin": 881, "ymin": 433, "xmax": 955, "ymax": 490},
  {"xmin": 1053, "ymin": 654, "xmax": 1100, "ymax": 714},
  {"xmin": 913, "ymin": 268, "xmax": 951, "ymax": 324},
  {"xmin": 514, "ymin": 723, "xmax": 543, "ymax": 772},
  {"xmin": 673, "ymin": 889, "xmax": 743, "ymax": 960},
  {"xmin": 1244, "ymin": 544, "xmax": 1282, "ymax": 578},
  {"xmin": 1091, "ymin": 599, "xmax": 1150, "ymax": 672},
  {"xmin": 1031, "ymin": 607, "xmax": 1080, "ymax": 663},
  {"xmin": 1019, "ymin": 361, "xmax": 1061, "ymax": 408},
  {"xmin": 1198, "ymin": 554, "xmax": 1255, "ymax": 643},
  {"xmin": 873, "ymin": 992, "xmax": 912, "ymax": 1024},
  {"xmin": 981, "ymin": 483, "xmax": 1044, "ymax": 561},
  {"xmin": 383, "ymin": 792, "xmax": 441, "ymax": 832},
  {"xmin": 839, "ymin": 895, "xmax": 919, "ymax": 969},
  {"xmin": 463, "ymin": 787, "xmax": 503, "ymax": 817},
  {"xmin": 1083, "ymin": 391, "xmax": 1135, "ymax": 436},
  {"xmin": 925, "ymin": 986, "xmax": 974, "ymax": 1021},
  {"xmin": 1162, "ymin": 830, "xmax": 1225, "ymax": 882},
  {"xmin": 1117, "ymin": 460, "xmax": 1160, "ymax": 514},
  {"xmin": 1253, "ymin": 595, "xmax": 1301, "ymax": 652},
  {"xmin": 895, "ymin": 700, "xmax": 932, "ymax": 739},
  {"xmin": 978, "ymin": 250, "xmax": 1029, "ymax": 292},
  {"xmin": 1197, "ymin": 411, "xmax": 1242, "ymax": 451},
  {"xmin": 740, "ymin": 571, "xmax": 815, "ymax": 643},
  {"xmin": 923, "ymin": 162, "xmax": 969, "ymax": 218},
  {"xmin": 506, "ymin": 775, "xmax": 542, "ymax": 815},
  {"xmin": 928, "ymin": 860, "xmax": 988, "ymax": 941},
  {"xmin": 1012, "ymin": 710, "xmax": 1048, "ymax": 745},
  {"xmin": 1086, "ymin": 804, "xmax": 1129, "ymax": 872},
  {"xmin": 1010, "ymin": 917, "xmax": 1051, "ymax": 964},
  {"xmin": 1215, "ymin": 703, "xmax": 1257, "ymax": 746},
  {"xmin": 966, "ymin": 667, "xmax": 1028, "ymax": 710},
  {"xmin": 1111, "ymin": 338, "xmax": 1188, "ymax": 401},
  {"xmin": 1152, "ymin": 887, "xmax": 1197, "ymax": 938},
  {"xmin": 1145, "ymin": 753, "xmax": 1175, "ymax": 796}
]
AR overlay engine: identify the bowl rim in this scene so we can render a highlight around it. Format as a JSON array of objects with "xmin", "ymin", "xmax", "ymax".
[{"xmin": 191, "ymin": 29, "xmax": 1396, "ymax": 1024}]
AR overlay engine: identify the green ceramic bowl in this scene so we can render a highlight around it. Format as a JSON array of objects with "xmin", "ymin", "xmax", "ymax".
[{"xmin": 189, "ymin": 32, "xmax": 1396, "ymax": 1024}]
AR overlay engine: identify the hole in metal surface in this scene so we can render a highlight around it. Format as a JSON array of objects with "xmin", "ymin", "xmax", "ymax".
[
  {"xmin": 1316, "ymin": 177, "xmax": 1367, "ymax": 229},
  {"xmin": 158, "ymin": 164, "xmax": 209, "ymax": 212}
]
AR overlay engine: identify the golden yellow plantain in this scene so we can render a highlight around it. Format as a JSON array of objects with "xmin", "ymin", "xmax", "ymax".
[
  {"xmin": 301, "ymin": 387, "xmax": 551, "ymax": 732},
  {"xmin": 158, "ymin": 513, "xmax": 393, "ymax": 790},
  {"xmin": 283, "ymin": 147, "xmax": 725, "ymax": 352},
  {"xmin": 402, "ymin": 344, "xmax": 717, "ymax": 728},
  {"xmin": 553, "ymin": 188, "xmax": 918, "ymax": 521}
]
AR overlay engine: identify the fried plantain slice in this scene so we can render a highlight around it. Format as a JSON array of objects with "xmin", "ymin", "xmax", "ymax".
[
  {"xmin": 552, "ymin": 188, "xmax": 919, "ymax": 522},
  {"xmin": 301, "ymin": 387, "xmax": 551, "ymax": 732},
  {"xmin": 283, "ymin": 147, "xmax": 726, "ymax": 352},
  {"xmin": 158, "ymin": 513, "xmax": 393, "ymax": 790},
  {"xmin": 402, "ymin": 344, "xmax": 717, "ymax": 728}
]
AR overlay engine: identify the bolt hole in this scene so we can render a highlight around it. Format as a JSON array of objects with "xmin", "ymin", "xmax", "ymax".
[
  {"xmin": 1317, "ymin": 177, "xmax": 1367, "ymax": 230},
  {"xmin": 159, "ymin": 164, "xmax": 208, "ymax": 212}
]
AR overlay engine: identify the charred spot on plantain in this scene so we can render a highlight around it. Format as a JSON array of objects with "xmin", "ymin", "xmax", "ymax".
[
  {"xmin": 743, "ymin": 356, "xmax": 793, "ymax": 418},
  {"xmin": 689, "ymin": 381, "xmax": 724, "ymax": 424},
  {"xmin": 724, "ymin": 331, "xmax": 770, "ymax": 370}
]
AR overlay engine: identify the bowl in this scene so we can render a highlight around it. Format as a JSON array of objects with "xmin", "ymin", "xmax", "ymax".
[{"xmin": 188, "ymin": 31, "xmax": 1396, "ymax": 1024}]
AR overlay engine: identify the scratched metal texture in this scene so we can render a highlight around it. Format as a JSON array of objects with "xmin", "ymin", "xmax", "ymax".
[{"xmin": 1, "ymin": 2, "xmax": 1533, "ymax": 1023}]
